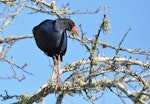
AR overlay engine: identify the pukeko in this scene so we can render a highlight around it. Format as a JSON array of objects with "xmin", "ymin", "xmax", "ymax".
[{"xmin": 33, "ymin": 18, "xmax": 78, "ymax": 82}]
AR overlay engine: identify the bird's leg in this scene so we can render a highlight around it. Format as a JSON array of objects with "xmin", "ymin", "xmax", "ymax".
[
  {"xmin": 55, "ymin": 54, "xmax": 61, "ymax": 91},
  {"xmin": 57, "ymin": 54, "xmax": 61, "ymax": 82},
  {"xmin": 51, "ymin": 57, "xmax": 57, "ymax": 81}
]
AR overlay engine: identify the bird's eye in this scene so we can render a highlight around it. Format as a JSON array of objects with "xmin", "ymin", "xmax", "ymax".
[{"xmin": 72, "ymin": 22, "xmax": 75, "ymax": 26}]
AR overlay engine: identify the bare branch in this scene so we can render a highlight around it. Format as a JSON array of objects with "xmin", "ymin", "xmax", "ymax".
[
  {"xmin": 13, "ymin": 72, "xmax": 149, "ymax": 104},
  {"xmin": 116, "ymin": 28, "xmax": 131, "ymax": 55},
  {"xmin": 27, "ymin": 0, "xmax": 100, "ymax": 17},
  {"xmin": 0, "ymin": 35, "xmax": 33, "ymax": 43},
  {"xmin": 68, "ymin": 35, "xmax": 150, "ymax": 56},
  {"xmin": 0, "ymin": 57, "xmax": 33, "ymax": 81},
  {"xmin": 0, "ymin": 0, "xmax": 25, "ymax": 32},
  {"xmin": 70, "ymin": 7, "xmax": 100, "ymax": 15},
  {"xmin": 0, "ymin": 1, "xmax": 149, "ymax": 104},
  {"xmin": 88, "ymin": 7, "xmax": 108, "ymax": 82},
  {"xmin": 0, "ymin": 90, "xmax": 18, "ymax": 101},
  {"xmin": 56, "ymin": 93, "xmax": 64, "ymax": 104},
  {"xmin": 60, "ymin": 57, "xmax": 150, "ymax": 74}
]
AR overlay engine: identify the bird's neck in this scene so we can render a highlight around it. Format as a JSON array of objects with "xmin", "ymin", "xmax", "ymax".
[{"xmin": 55, "ymin": 20, "xmax": 71, "ymax": 31}]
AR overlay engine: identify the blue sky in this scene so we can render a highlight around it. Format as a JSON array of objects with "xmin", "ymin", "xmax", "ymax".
[{"xmin": 0, "ymin": 0, "xmax": 150, "ymax": 104}]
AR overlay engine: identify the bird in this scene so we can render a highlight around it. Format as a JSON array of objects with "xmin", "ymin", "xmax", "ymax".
[{"xmin": 32, "ymin": 18, "xmax": 78, "ymax": 82}]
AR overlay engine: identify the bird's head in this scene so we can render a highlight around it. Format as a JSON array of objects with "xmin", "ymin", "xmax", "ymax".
[
  {"xmin": 69, "ymin": 21, "xmax": 78, "ymax": 35},
  {"xmin": 56, "ymin": 18, "xmax": 78, "ymax": 35}
]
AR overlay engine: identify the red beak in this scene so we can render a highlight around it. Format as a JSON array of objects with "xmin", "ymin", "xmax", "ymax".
[{"xmin": 71, "ymin": 26, "xmax": 78, "ymax": 35}]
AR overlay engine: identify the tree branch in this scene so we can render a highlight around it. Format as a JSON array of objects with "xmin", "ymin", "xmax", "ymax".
[
  {"xmin": 0, "ymin": 35, "xmax": 33, "ymax": 43},
  {"xmin": 56, "ymin": 93, "xmax": 64, "ymax": 104},
  {"xmin": 68, "ymin": 35, "xmax": 150, "ymax": 56},
  {"xmin": 60, "ymin": 57, "xmax": 150, "ymax": 74},
  {"xmin": 0, "ymin": 0, "xmax": 25, "ymax": 32},
  {"xmin": 13, "ymin": 72, "xmax": 149, "ymax": 104}
]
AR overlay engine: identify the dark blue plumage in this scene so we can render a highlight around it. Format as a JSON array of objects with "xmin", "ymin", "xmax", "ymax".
[
  {"xmin": 33, "ymin": 18, "xmax": 78, "ymax": 61},
  {"xmin": 33, "ymin": 20, "xmax": 66, "ymax": 61},
  {"xmin": 32, "ymin": 18, "xmax": 78, "ymax": 82}
]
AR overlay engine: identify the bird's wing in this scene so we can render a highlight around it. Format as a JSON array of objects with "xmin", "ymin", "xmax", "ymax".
[
  {"xmin": 33, "ymin": 26, "xmax": 49, "ymax": 53},
  {"xmin": 32, "ymin": 20, "xmax": 57, "ymax": 53},
  {"xmin": 60, "ymin": 31, "xmax": 67, "ymax": 61}
]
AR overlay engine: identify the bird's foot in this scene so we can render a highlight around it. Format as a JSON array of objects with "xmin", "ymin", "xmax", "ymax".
[
  {"xmin": 57, "ymin": 75, "xmax": 61, "ymax": 82},
  {"xmin": 54, "ymin": 75, "xmax": 62, "ymax": 91},
  {"xmin": 55, "ymin": 81, "xmax": 61, "ymax": 91}
]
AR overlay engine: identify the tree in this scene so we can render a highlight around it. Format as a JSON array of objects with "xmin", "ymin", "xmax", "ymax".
[{"xmin": 0, "ymin": 0, "xmax": 150, "ymax": 104}]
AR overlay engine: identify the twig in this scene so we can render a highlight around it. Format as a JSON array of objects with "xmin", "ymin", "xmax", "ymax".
[
  {"xmin": 78, "ymin": 24, "xmax": 90, "ymax": 52},
  {"xmin": 113, "ymin": 28, "xmax": 131, "ymax": 103},
  {"xmin": 27, "ymin": 1, "xmax": 100, "ymax": 17},
  {"xmin": 0, "ymin": 90, "xmax": 18, "ymax": 101},
  {"xmin": 0, "ymin": 56, "xmax": 33, "ymax": 81},
  {"xmin": 112, "ymin": 28, "xmax": 131, "ymax": 71},
  {"xmin": 0, "ymin": 35, "xmax": 33, "ymax": 43},
  {"xmin": 56, "ymin": 93, "xmax": 64, "ymax": 104},
  {"xmin": 116, "ymin": 28, "xmax": 131, "ymax": 55},
  {"xmin": 89, "ymin": 7, "xmax": 107, "ymax": 81},
  {"xmin": 13, "ymin": 75, "xmax": 149, "ymax": 104},
  {"xmin": 0, "ymin": 0, "xmax": 25, "ymax": 32},
  {"xmin": 3, "ymin": 58, "xmax": 33, "ymax": 75},
  {"xmin": 68, "ymin": 35, "xmax": 150, "ymax": 56},
  {"xmin": 71, "ymin": 7, "xmax": 100, "ymax": 15}
]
